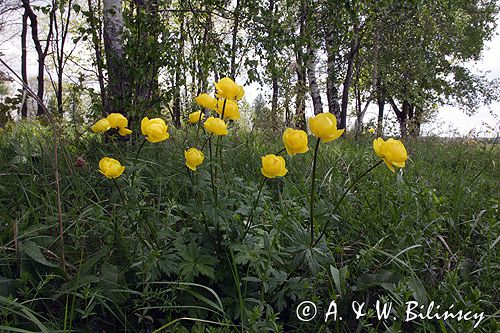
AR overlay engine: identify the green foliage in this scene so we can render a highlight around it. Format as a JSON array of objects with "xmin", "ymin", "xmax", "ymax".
[{"xmin": 0, "ymin": 122, "xmax": 498, "ymax": 332}]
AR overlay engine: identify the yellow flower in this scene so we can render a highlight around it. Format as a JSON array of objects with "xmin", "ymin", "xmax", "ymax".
[
  {"xmin": 107, "ymin": 113, "xmax": 127, "ymax": 128},
  {"xmin": 309, "ymin": 113, "xmax": 344, "ymax": 142},
  {"xmin": 215, "ymin": 99, "xmax": 240, "ymax": 120},
  {"xmin": 204, "ymin": 117, "xmax": 228, "ymax": 136},
  {"xmin": 106, "ymin": 113, "xmax": 132, "ymax": 135},
  {"xmin": 99, "ymin": 157, "xmax": 125, "ymax": 179},
  {"xmin": 141, "ymin": 117, "xmax": 170, "ymax": 142},
  {"xmin": 91, "ymin": 118, "xmax": 111, "ymax": 133},
  {"xmin": 283, "ymin": 128, "xmax": 309, "ymax": 156},
  {"xmin": 214, "ymin": 77, "xmax": 245, "ymax": 101},
  {"xmin": 368, "ymin": 127, "xmax": 375, "ymax": 134},
  {"xmin": 194, "ymin": 93, "xmax": 217, "ymax": 110},
  {"xmin": 261, "ymin": 154, "xmax": 288, "ymax": 178},
  {"xmin": 188, "ymin": 111, "xmax": 203, "ymax": 124},
  {"xmin": 184, "ymin": 148, "xmax": 205, "ymax": 171},
  {"xmin": 373, "ymin": 138, "xmax": 408, "ymax": 172}
]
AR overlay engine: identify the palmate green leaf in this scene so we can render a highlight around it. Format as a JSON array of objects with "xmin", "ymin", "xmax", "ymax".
[
  {"xmin": 285, "ymin": 227, "xmax": 333, "ymax": 273},
  {"xmin": 158, "ymin": 247, "xmax": 180, "ymax": 276},
  {"xmin": 178, "ymin": 241, "xmax": 218, "ymax": 281}
]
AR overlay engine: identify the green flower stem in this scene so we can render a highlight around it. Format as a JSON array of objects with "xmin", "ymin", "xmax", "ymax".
[
  {"xmin": 200, "ymin": 133, "xmax": 210, "ymax": 151},
  {"xmin": 112, "ymin": 178, "xmax": 126, "ymax": 206},
  {"xmin": 208, "ymin": 136, "xmax": 218, "ymax": 206},
  {"xmin": 275, "ymin": 147, "xmax": 286, "ymax": 155},
  {"xmin": 194, "ymin": 111, "xmax": 204, "ymax": 147},
  {"xmin": 186, "ymin": 164, "xmax": 220, "ymax": 259},
  {"xmin": 309, "ymin": 138, "xmax": 321, "ymax": 247},
  {"xmin": 312, "ymin": 160, "xmax": 383, "ymax": 248},
  {"xmin": 111, "ymin": 178, "xmax": 126, "ymax": 238},
  {"xmin": 131, "ymin": 138, "xmax": 147, "ymax": 186},
  {"xmin": 109, "ymin": 135, "xmax": 125, "ymax": 161},
  {"xmin": 241, "ymin": 177, "xmax": 267, "ymax": 241},
  {"xmin": 220, "ymin": 99, "xmax": 227, "ymax": 119},
  {"xmin": 215, "ymin": 100, "xmax": 227, "ymax": 179}
]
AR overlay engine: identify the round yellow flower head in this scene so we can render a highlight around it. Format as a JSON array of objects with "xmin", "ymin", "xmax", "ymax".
[
  {"xmin": 188, "ymin": 111, "xmax": 203, "ymax": 124},
  {"xmin": 91, "ymin": 118, "xmax": 111, "ymax": 133},
  {"xmin": 368, "ymin": 127, "xmax": 375, "ymax": 134},
  {"xmin": 261, "ymin": 154, "xmax": 288, "ymax": 179},
  {"xmin": 373, "ymin": 138, "xmax": 408, "ymax": 172},
  {"xmin": 141, "ymin": 117, "xmax": 170, "ymax": 142},
  {"xmin": 184, "ymin": 148, "xmax": 205, "ymax": 171},
  {"xmin": 107, "ymin": 113, "xmax": 127, "ymax": 128},
  {"xmin": 283, "ymin": 128, "xmax": 309, "ymax": 156},
  {"xmin": 106, "ymin": 113, "xmax": 132, "ymax": 135},
  {"xmin": 204, "ymin": 116, "xmax": 228, "ymax": 136},
  {"xmin": 309, "ymin": 113, "xmax": 345, "ymax": 142},
  {"xmin": 214, "ymin": 77, "xmax": 245, "ymax": 101},
  {"xmin": 215, "ymin": 99, "xmax": 240, "ymax": 120},
  {"xmin": 194, "ymin": 93, "xmax": 217, "ymax": 110},
  {"xmin": 99, "ymin": 157, "xmax": 125, "ymax": 179}
]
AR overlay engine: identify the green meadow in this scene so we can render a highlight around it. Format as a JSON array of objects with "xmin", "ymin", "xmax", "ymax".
[{"xmin": 0, "ymin": 121, "xmax": 498, "ymax": 332}]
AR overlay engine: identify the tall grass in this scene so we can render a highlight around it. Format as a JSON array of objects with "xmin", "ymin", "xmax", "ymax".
[{"xmin": 0, "ymin": 121, "xmax": 498, "ymax": 332}]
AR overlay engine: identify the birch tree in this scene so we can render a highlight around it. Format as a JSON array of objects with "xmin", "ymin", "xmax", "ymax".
[{"xmin": 103, "ymin": 0, "xmax": 126, "ymax": 115}]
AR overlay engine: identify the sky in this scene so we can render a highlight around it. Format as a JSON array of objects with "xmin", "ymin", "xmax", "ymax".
[{"xmin": 1, "ymin": 9, "xmax": 499, "ymax": 137}]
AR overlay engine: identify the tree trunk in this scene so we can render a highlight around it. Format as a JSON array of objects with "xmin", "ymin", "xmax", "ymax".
[
  {"xmin": 135, "ymin": 0, "xmax": 161, "ymax": 112},
  {"xmin": 87, "ymin": 0, "xmax": 107, "ymax": 114},
  {"xmin": 103, "ymin": 0, "xmax": 126, "ymax": 115},
  {"xmin": 325, "ymin": 26, "xmax": 340, "ymax": 118},
  {"xmin": 294, "ymin": 55, "xmax": 307, "ymax": 130},
  {"xmin": 390, "ymin": 98, "xmax": 408, "ymax": 138},
  {"xmin": 22, "ymin": 0, "xmax": 55, "ymax": 116},
  {"xmin": 294, "ymin": 2, "xmax": 307, "ymax": 130},
  {"xmin": 376, "ymin": 87, "xmax": 384, "ymax": 136},
  {"xmin": 271, "ymin": 73, "xmax": 279, "ymax": 130},
  {"xmin": 340, "ymin": 23, "xmax": 359, "ymax": 130},
  {"xmin": 284, "ymin": 91, "xmax": 291, "ymax": 127},
  {"xmin": 54, "ymin": 0, "xmax": 72, "ymax": 115},
  {"xmin": 172, "ymin": 15, "xmax": 184, "ymax": 128},
  {"xmin": 198, "ymin": 13, "xmax": 212, "ymax": 94},
  {"xmin": 306, "ymin": 45, "xmax": 323, "ymax": 115},
  {"xmin": 353, "ymin": 52, "xmax": 364, "ymax": 136},
  {"xmin": 409, "ymin": 104, "xmax": 421, "ymax": 137},
  {"xmin": 229, "ymin": 0, "xmax": 240, "ymax": 79},
  {"xmin": 21, "ymin": 9, "xmax": 28, "ymax": 118}
]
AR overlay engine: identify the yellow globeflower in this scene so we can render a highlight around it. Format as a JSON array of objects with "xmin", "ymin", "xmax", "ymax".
[
  {"xmin": 204, "ymin": 117, "xmax": 228, "ymax": 136},
  {"xmin": 373, "ymin": 138, "xmax": 408, "ymax": 172},
  {"xmin": 99, "ymin": 157, "xmax": 125, "ymax": 179},
  {"xmin": 368, "ymin": 127, "xmax": 375, "ymax": 134},
  {"xmin": 261, "ymin": 154, "xmax": 288, "ymax": 179},
  {"xmin": 309, "ymin": 113, "xmax": 344, "ymax": 143},
  {"xmin": 106, "ymin": 113, "xmax": 132, "ymax": 135},
  {"xmin": 107, "ymin": 113, "xmax": 128, "ymax": 128},
  {"xmin": 194, "ymin": 93, "xmax": 217, "ymax": 110},
  {"xmin": 91, "ymin": 118, "xmax": 111, "ymax": 133},
  {"xmin": 184, "ymin": 148, "xmax": 205, "ymax": 171},
  {"xmin": 214, "ymin": 77, "xmax": 245, "ymax": 101},
  {"xmin": 215, "ymin": 99, "xmax": 240, "ymax": 120},
  {"xmin": 188, "ymin": 111, "xmax": 203, "ymax": 124},
  {"xmin": 283, "ymin": 128, "xmax": 309, "ymax": 156},
  {"xmin": 141, "ymin": 117, "xmax": 170, "ymax": 142}
]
